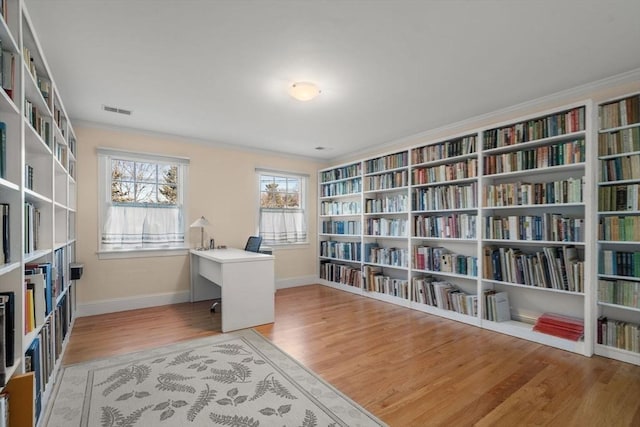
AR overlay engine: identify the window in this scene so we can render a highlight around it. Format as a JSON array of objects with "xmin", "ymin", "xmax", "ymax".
[
  {"xmin": 258, "ymin": 170, "xmax": 308, "ymax": 245},
  {"xmin": 98, "ymin": 148, "xmax": 189, "ymax": 254}
]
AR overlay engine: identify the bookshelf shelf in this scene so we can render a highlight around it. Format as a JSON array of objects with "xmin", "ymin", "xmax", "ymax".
[
  {"xmin": 0, "ymin": 2, "xmax": 80, "ymax": 421},
  {"xmin": 363, "ymin": 186, "xmax": 408, "ymax": 194},
  {"xmin": 483, "ymin": 163, "xmax": 584, "ymax": 179},
  {"xmin": 411, "ymin": 176, "xmax": 477, "ymax": 188},
  {"xmin": 484, "ymin": 203, "xmax": 584, "ymax": 210},
  {"xmin": 482, "ymin": 239, "xmax": 585, "ymax": 246},
  {"xmin": 597, "ymin": 302, "xmax": 640, "ymax": 313},
  {"xmin": 481, "ymin": 278, "xmax": 584, "ymax": 295},
  {"xmin": 597, "ymin": 122, "xmax": 640, "ymax": 134},
  {"xmin": 413, "ymin": 269, "xmax": 476, "ymax": 281}
]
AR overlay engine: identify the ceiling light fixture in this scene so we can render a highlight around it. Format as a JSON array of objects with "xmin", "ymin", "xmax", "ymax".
[{"xmin": 290, "ymin": 82, "xmax": 320, "ymax": 101}]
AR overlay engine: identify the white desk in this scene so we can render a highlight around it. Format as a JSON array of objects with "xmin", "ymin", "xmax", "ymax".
[{"xmin": 190, "ymin": 248, "xmax": 275, "ymax": 332}]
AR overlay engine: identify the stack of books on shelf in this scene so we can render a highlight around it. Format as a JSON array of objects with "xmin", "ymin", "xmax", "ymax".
[
  {"xmin": 320, "ymin": 262, "xmax": 362, "ymax": 288},
  {"xmin": 483, "ymin": 290, "xmax": 511, "ymax": 322},
  {"xmin": 411, "ymin": 276, "xmax": 478, "ymax": 316},
  {"xmin": 0, "ymin": 49, "xmax": 16, "ymax": 101},
  {"xmin": 483, "ymin": 246, "xmax": 583, "ymax": 292},
  {"xmin": 533, "ymin": 312, "xmax": 584, "ymax": 341},
  {"xmin": 363, "ymin": 266, "xmax": 409, "ymax": 298}
]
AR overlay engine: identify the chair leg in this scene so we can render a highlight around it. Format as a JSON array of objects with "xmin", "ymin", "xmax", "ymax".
[{"xmin": 210, "ymin": 298, "xmax": 221, "ymax": 312}]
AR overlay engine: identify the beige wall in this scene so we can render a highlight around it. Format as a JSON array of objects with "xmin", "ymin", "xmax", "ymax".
[{"xmin": 76, "ymin": 125, "xmax": 325, "ymax": 307}]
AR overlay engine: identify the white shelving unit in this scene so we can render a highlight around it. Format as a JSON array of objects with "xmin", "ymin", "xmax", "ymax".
[
  {"xmin": 318, "ymin": 101, "xmax": 596, "ymax": 358},
  {"xmin": 595, "ymin": 92, "xmax": 640, "ymax": 366},
  {"xmin": 0, "ymin": 1, "xmax": 79, "ymax": 424}
]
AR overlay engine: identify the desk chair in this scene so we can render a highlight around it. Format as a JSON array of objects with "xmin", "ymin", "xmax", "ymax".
[{"xmin": 210, "ymin": 236, "xmax": 263, "ymax": 312}]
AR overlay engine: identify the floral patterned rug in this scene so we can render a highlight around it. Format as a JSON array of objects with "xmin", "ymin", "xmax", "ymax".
[{"xmin": 44, "ymin": 329, "xmax": 386, "ymax": 427}]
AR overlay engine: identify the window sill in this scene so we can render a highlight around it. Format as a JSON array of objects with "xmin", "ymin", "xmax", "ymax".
[
  {"xmin": 97, "ymin": 246, "xmax": 190, "ymax": 260},
  {"xmin": 264, "ymin": 242, "xmax": 310, "ymax": 251}
]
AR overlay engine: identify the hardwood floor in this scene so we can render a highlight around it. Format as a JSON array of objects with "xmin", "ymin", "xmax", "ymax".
[{"xmin": 64, "ymin": 285, "xmax": 640, "ymax": 426}]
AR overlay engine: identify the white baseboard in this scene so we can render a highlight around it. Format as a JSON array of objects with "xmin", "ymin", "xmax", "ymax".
[
  {"xmin": 77, "ymin": 277, "xmax": 319, "ymax": 317},
  {"xmin": 275, "ymin": 276, "xmax": 318, "ymax": 290},
  {"xmin": 77, "ymin": 290, "xmax": 191, "ymax": 317}
]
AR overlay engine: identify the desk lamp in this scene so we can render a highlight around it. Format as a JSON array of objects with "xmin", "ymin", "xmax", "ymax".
[{"xmin": 190, "ymin": 216, "xmax": 210, "ymax": 250}]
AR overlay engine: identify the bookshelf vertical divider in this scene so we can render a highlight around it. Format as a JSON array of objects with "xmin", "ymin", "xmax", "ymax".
[
  {"xmin": 0, "ymin": 1, "xmax": 79, "ymax": 424},
  {"xmin": 319, "ymin": 100, "xmax": 601, "ymax": 359}
]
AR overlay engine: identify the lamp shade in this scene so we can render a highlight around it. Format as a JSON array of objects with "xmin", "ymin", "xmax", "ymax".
[{"xmin": 190, "ymin": 216, "xmax": 209, "ymax": 228}]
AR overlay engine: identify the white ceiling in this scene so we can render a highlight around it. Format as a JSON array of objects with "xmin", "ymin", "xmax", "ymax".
[{"xmin": 25, "ymin": 0, "xmax": 640, "ymax": 161}]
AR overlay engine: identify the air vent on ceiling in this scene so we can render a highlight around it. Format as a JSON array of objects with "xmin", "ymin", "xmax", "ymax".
[{"xmin": 102, "ymin": 105, "xmax": 132, "ymax": 115}]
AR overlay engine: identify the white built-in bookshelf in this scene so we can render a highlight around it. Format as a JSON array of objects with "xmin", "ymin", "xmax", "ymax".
[
  {"xmin": 596, "ymin": 92, "xmax": 640, "ymax": 366},
  {"xmin": 318, "ymin": 100, "xmax": 604, "ymax": 359},
  {"xmin": 0, "ymin": 0, "xmax": 78, "ymax": 423}
]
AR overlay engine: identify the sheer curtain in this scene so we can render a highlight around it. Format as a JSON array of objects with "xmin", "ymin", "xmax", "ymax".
[
  {"xmin": 102, "ymin": 205, "xmax": 184, "ymax": 248},
  {"xmin": 259, "ymin": 208, "xmax": 306, "ymax": 244}
]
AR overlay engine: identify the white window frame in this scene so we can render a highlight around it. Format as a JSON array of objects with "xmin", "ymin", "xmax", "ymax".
[
  {"xmin": 97, "ymin": 147, "xmax": 190, "ymax": 259},
  {"xmin": 256, "ymin": 168, "xmax": 309, "ymax": 247}
]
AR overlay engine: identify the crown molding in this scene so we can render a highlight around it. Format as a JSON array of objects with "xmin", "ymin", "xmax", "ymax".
[{"xmin": 330, "ymin": 67, "xmax": 640, "ymax": 164}]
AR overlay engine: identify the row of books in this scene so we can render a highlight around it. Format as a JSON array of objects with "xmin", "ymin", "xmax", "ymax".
[
  {"xmin": 0, "ymin": 203, "xmax": 8, "ymax": 264},
  {"xmin": 484, "ymin": 177, "xmax": 584, "ymax": 207},
  {"xmin": 412, "ymin": 158, "xmax": 477, "ymax": 185},
  {"xmin": 598, "ymin": 127, "xmax": 640, "ymax": 156},
  {"xmin": 0, "ymin": 122, "xmax": 6, "ymax": 179},
  {"xmin": 411, "ymin": 135, "xmax": 477, "ymax": 165},
  {"xmin": 321, "ymin": 220, "xmax": 361, "ymax": 235},
  {"xmin": 412, "ymin": 182, "xmax": 477, "ymax": 211},
  {"xmin": 599, "ymin": 250, "xmax": 640, "ymax": 278},
  {"xmin": 365, "ymin": 217, "xmax": 407, "ymax": 237},
  {"xmin": 319, "ymin": 262, "xmax": 361, "ymax": 287},
  {"xmin": 364, "ymin": 194, "xmax": 408, "ymax": 213},
  {"xmin": 599, "ymin": 94, "xmax": 640, "ymax": 129},
  {"xmin": 362, "ymin": 266, "xmax": 409, "ymax": 297},
  {"xmin": 319, "ymin": 240, "xmax": 360, "ymax": 261},
  {"xmin": 1, "ymin": 48, "xmax": 16, "ymax": 101},
  {"xmin": 598, "ymin": 278, "xmax": 640, "ymax": 309},
  {"xmin": 483, "ymin": 106, "xmax": 586, "ymax": 149},
  {"xmin": 413, "ymin": 245, "xmax": 478, "ymax": 276},
  {"xmin": 484, "ymin": 214, "xmax": 584, "ymax": 243},
  {"xmin": 24, "ymin": 98, "xmax": 52, "ymax": 146},
  {"xmin": 600, "ymin": 153, "xmax": 640, "ymax": 182},
  {"xmin": 0, "ymin": 291, "xmax": 14, "ymax": 386},
  {"xmin": 55, "ymin": 141, "xmax": 68, "ymax": 168},
  {"xmin": 483, "ymin": 139, "xmax": 585, "ymax": 175},
  {"xmin": 320, "ymin": 200, "xmax": 360, "ymax": 216},
  {"xmin": 24, "ymin": 262, "xmax": 54, "ymax": 332},
  {"xmin": 364, "ymin": 151, "xmax": 408, "ymax": 174},
  {"xmin": 320, "ymin": 178, "xmax": 362, "ymax": 198},
  {"xmin": 25, "ymin": 292, "xmax": 72, "ymax": 424},
  {"xmin": 411, "ymin": 276, "xmax": 478, "ymax": 316},
  {"xmin": 483, "ymin": 290, "xmax": 511, "ymax": 322},
  {"xmin": 483, "ymin": 246, "xmax": 584, "ymax": 292},
  {"xmin": 599, "ymin": 215, "xmax": 640, "ymax": 242},
  {"xmin": 598, "ymin": 184, "xmax": 640, "ymax": 212},
  {"xmin": 320, "ymin": 163, "xmax": 361, "ymax": 183},
  {"xmin": 364, "ymin": 170, "xmax": 408, "ymax": 191},
  {"xmin": 24, "ymin": 164, "xmax": 33, "ymax": 190},
  {"xmin": 414, "ymin": 213, "xmax": 477, "ymax": 239},
  {"xmin": 533, "ymin": 312, "xmax": 584, "ymax": 341},
  {"xmin": 54, "ymin": 104, "xmax": 68, "ymax": 137},
  {"xmin": 24, "ymin": 202, "xmax": 40, "ymax": 254},
  {"xmin": 363, "ymin": 243, "xmax": 408, "ymax": 267},
  {"xmin": 597, "ymin": 317, "xmax": 639, "ymax": 354}
]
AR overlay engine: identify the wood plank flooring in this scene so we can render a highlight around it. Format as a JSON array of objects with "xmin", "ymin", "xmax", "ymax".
[{"xmin": 63, "ymin": 285, "xmax": 640, "ymax": 426}]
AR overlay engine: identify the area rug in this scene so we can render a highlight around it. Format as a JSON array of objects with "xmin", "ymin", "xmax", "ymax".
[{"xmin": 44, "ymin": 329, "xmax": 386, "ymax": 427}]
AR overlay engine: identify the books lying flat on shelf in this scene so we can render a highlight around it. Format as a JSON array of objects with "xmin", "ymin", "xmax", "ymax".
[{"xmin": 533, "ymin": 312, "xmax": 584, "ymax": 341}]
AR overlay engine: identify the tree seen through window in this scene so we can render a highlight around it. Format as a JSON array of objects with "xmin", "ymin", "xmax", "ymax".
[{"xmin": 111, "ymin": 159, "xmax": 178, "ymax": 205}]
